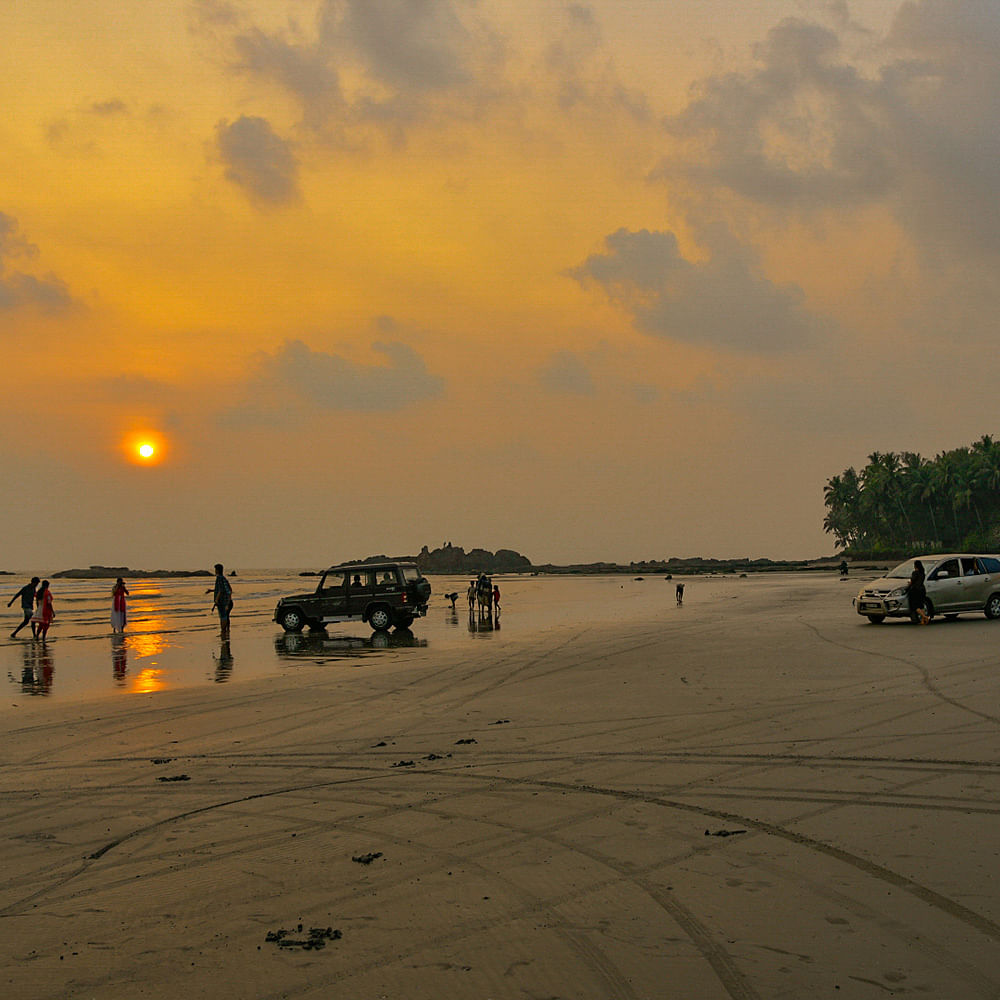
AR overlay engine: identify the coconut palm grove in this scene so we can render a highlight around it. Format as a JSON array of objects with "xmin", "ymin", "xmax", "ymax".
[{"xmin": 823, "ymin": 436, "xmax": 1000, "ymax": 558}]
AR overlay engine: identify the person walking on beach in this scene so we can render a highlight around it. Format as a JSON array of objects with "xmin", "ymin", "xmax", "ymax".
[
  {"xmin": 675, "ymin": 582, "xmax": 685, "ymax": 606},
  {"xmin": 907, "ymin": 560, "xmax": 929, "ymax": 624},
  {"xmin": 212, "ymin": 563, "xmax": 234, "ymax": 633},
  {"xmin": 8, "ymin": 577, "xmax": 39, "ymax": 638},
  {"xmin": 111, "ymin": 577, "xmax": 129, "ymax": 633},
  {"xmin": 467, "ymin": 581, "xmax": 476, "ymax": 611},
  {"xmin": 492, "ymin": 584, "xmax": 501, "ymax": 615},
  {"xmin": 31, "ymin": 580, "xmax": 54, "ymax": 639}
]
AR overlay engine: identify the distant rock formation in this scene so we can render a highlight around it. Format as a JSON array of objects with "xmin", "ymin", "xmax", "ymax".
[
  {"xmin": 415, "ymin": 544, "xmax": 532, "ymax": 575},
  {"xmin": 53, "ymin": 566, "xmax": 212, "ymax": 579}
]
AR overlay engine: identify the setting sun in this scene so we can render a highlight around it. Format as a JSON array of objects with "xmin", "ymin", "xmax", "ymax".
[{"xmin": 123, "ymin": 430, "xmax": 166, "ymax": 465}]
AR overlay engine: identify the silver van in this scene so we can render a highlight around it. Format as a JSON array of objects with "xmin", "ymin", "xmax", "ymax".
[{"xmin": 854, "ymin": 554, "xmax": 1000, "ymax": 623}]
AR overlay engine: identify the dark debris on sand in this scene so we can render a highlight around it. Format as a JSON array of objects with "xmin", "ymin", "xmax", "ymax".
[
  {"xmin": 352, "ymin": 852, "xmax": 383, "ymax": 865},
  {"xmin": 705, "ymin": 828, "xmax": 747, "ymax": 837},
  {"xmin": 157, "ymin": 774, "xmax": 190, "ymax": 782},
  {"xmin": 455, "ymin": 738, "xmax": 477, "ymax": 745},
  {"xmin": 391, "ymin": 759, "xmax": 415, "ymax": 768},
  {"xmin": 264, "ymin": 924, "xmax": 342, "ymax": 950}
]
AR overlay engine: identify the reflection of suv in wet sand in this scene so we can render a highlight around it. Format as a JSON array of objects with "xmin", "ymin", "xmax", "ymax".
[
  {"xmin": 854, "ymin": 554, "xmax": 1000, "ymax": 623},
  {"xmin": 274, "ymin": 561, "xmax": 432, "ymax": 633}
]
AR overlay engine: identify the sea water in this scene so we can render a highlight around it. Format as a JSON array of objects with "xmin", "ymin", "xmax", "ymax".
[{"xmin": 0, "ymin": 571, "xmax": 717, "ymax": 706}]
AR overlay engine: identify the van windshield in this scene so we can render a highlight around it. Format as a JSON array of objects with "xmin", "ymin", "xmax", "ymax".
[{"xmin": 887, "ymin": 559, "xmax": 919, "ymax": 579}]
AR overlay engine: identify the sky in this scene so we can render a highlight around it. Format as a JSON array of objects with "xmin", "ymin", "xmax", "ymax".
[{"xmin": 2, "ymin": 0, "xmax": 997, "ymax": 570}]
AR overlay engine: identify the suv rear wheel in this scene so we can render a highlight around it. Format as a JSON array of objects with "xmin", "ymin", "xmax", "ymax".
[
  {"xmin": 368, "ymin": 605, "xmax": 393, "ymax": 632},
  {"xmin": 985, "ymin": 593, "xmax": 1000, "ymax": 619},
  {"xmin": 279, "ymin": 607, "xmax": 306, "ymax": 632}
]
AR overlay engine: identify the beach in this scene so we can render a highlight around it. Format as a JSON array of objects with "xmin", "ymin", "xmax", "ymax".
[{"xmin": 2, "ymin": 572, "xmax": 1000, "ymax": 998}]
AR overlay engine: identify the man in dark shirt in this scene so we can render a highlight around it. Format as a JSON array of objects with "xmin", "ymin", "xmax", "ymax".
[
  {"xmin": 212, "ymin": 563, "xmax": 233, "ymax": 634},
  {"xmin": 8, "ymin": 577, "xmax": 39, "ymax": 638}
]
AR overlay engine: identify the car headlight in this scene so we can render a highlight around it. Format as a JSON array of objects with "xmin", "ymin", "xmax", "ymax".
[{"xmin": 888, "ymin": 587, "xmax": 906, "ymax": 598}]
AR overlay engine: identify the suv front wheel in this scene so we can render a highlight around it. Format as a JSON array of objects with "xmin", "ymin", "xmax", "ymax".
[{"xmin": 279, "ymin": 607, "xmax": 306, "ymax": 632}]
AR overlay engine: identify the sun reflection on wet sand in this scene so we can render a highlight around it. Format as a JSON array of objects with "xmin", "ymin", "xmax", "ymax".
[
  {"xmin": 120, "ymin": 614, "xmax": 171, "ymax": 694},
  {"xmin": 131, "ymin": 666, "xmax": 166, "ymax": 695}
]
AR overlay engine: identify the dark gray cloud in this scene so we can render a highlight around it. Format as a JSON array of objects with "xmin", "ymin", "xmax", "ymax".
[
  {"xmin": 215, "ymin": 115, "xmax": 299, "ymax": 204},
  {"xmin": 251, "ymin": 338, "xmax": 445, "ymax": 412},
  {"xmin": 571, "ymin": 226, "xmax": 818, "ymax": 354},
  {"xmin": 330, "ymin": 0, "xmax": 476, "ymax": 92},
  {"xmin": 0, "ymin": 213, "xmax": 73, "ymax": 313},
  {"xmin": 538, "ymin": 350, "xmax": 596, "ymax": 396},
  {"xmin": 201, "ymin": 0, "xmax": 503, "ymax": 138},
  {"xmin": 659, "ymin": 1, "xmax": 1000, "ymax": 256}
]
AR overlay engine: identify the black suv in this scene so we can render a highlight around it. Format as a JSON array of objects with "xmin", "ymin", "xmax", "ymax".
[{"xmin": 274, "ymin": 562, "xmax": 431, "ymax": 633}]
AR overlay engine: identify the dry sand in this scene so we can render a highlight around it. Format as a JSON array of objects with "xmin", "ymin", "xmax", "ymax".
[{"xmin": 3, "ymin": 574, "xmax": 1000, "ymax": 999}]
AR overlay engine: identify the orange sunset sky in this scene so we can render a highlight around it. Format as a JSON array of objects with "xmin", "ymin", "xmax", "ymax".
[{"xmin": 2, "ymin": 0, "xmax": 996, "ymax": 569}]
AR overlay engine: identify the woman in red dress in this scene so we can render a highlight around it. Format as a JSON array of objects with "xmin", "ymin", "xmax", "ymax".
[
  {"xmin": 111, "ymin": 577, "xmax": 129, "ymax": 633},
  {"xmin": 31, "ymin": 580, "xmax": 54, "ymax": 639}
]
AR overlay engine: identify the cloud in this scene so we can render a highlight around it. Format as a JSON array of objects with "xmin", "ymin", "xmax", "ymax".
[
  {"xmin": 244, "ymin": 337, "xmax": 445, "ymax": 414},
  {"xmin": 90, "ymin": 99, "xmax": 128, "ymax": 116},
  {"xmin": 659, "ymin": 1, "xmax": 1000, "ymax": 256},
  {"xmin": 571, "ymin": 227, "xmax": 819, "ymax": 354},
  {"xmin": 538, "ymin": 350, "xmax": 596, "ymax": 396},
  {"xmin": 0, "ymin": 213, "xmax": 73, "ymax": 313},
  {"xmin": 330, "ymin": 0, "xmax": 477, "ymax": 93},
  {"xmin": 215, "ymin": 115, "xmax": 299, "ymax": 204},
  {"xmin": 543, "ymin": 3, "xmax": 649, "ymax": 120},
  {"xmin": 205, "ymin": 0, "xmax": 503, "ymax": 139}
]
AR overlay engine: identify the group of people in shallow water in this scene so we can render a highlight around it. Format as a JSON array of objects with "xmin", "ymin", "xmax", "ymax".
[
  {"xmin": 7, "ymin": 577, "xmax": 54, "ymax": 639},
  {"xmin": 7, "ymin": 563, "xmax": 236, "ymax": 641}
]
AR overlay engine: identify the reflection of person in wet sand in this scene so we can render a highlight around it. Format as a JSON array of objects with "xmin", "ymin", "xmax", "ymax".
[
  {"xmin": 21, "ymin": 639, "xmax": 54, "ymax": 694},
  {"xmin": 111, "ymin": 633, "xmax": 128, "ymax": 683},
  {"xmin": 215, "ymin": 638, "xmax": 234, "ymax": 682},
  {"xmin": 111, "ymin": 577, "xmax": 129, "ymax": 633},
  {"xmin": 8, "ymin": 576, "xmax": 39, "ymax": 638}
]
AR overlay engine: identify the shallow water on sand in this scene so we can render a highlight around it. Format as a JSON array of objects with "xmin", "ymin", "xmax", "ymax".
[{"xmin": 1, "ymin": 571, "xmax": 721, "ymax": 707}]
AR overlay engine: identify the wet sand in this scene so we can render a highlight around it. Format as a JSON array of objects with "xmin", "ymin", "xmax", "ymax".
[{"xmin": 3, "ymin": 574, "xmax": 1000, "ymax": 998}]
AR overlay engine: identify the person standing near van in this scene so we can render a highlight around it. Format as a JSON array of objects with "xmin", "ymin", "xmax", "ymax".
[
  {"xmin": 908, "ymin": 560, "xmax": 929, "ymax": 624},
  {"xmin": 8, "ymin": 577, "xmax": 39, "ymax": 638}
]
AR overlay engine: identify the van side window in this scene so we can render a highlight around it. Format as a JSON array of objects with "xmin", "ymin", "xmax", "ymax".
[{"xmin": 931, "ymin": 559, "xmax": 960, "ymax": 580}]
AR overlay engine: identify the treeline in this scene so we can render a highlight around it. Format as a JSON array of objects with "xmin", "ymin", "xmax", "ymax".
[{"xmin": 823, "ymin": 436, "xmax": 1000, "ymax": 557}]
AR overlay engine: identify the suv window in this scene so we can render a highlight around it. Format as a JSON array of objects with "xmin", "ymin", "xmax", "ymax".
[
  {"xmin": 375, "ymin": 568, "xmax": 398, "ymax": 590},
  {"xmin": 982, "ymin": 557, "xmax": 1000, "ymax": 573},
  {"xmin": 930, "ymin": 559, "xmax": 960, "ymax": 580},
  {"xmin": 348, "ymin": 571, "xmax": 375, "ymax": 589},
  {"xmin": 961, "ymin": 557, "xmax": 982, "ymax": 576},
  {"xmin": 322, "ymin": 572, "xmax": 347, "ymax": 595},
  {"xmin": 402, "ymin": 566, "xmax": 421, "ymax": 582}
]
